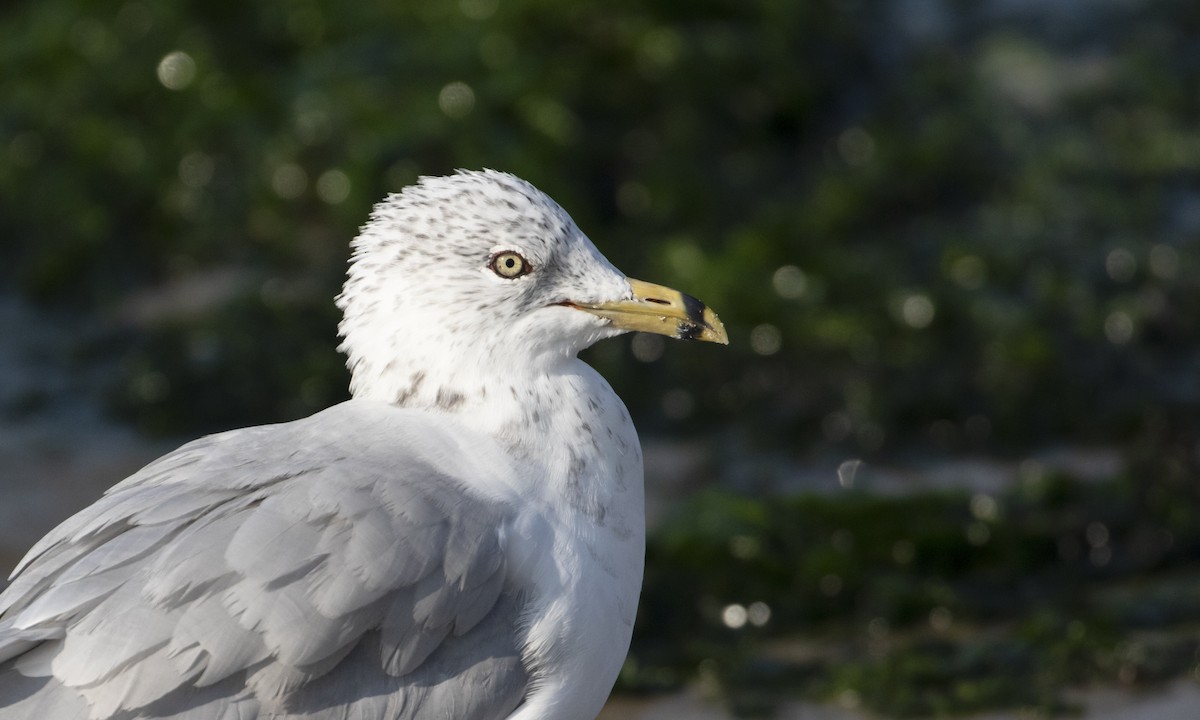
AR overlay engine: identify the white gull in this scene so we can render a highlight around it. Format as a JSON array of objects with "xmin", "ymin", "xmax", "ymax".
[{"xmin": 0, "ymin": 170, "xmax": 727, "ymax": 720}]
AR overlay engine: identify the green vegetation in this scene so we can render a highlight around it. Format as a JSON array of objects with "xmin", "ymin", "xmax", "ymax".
[
  {"xmin": 3, "ymin": 0, "xmax": 1199, "ymax": 714},
  {"xmin": 3, "ymin": 0, "xmax": 1197, "ymax": 458},
  {"xmin": 630, "ymin": 472, "xmax": 1200, "ymax": 716}
]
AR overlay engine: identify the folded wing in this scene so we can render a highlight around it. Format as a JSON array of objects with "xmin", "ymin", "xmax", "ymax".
[{"xmin": 0, "ymin": 402, "xmax": 528, "ymax": 720}]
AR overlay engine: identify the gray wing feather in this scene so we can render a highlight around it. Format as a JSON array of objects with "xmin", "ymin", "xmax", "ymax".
[
  {"xmin": 169, "ymin": 594, "xmax": 270, "ymax": 687},
  {"xmin": 0, "ymin": 401, "xmax": 529, "ymax": 720},
  {"xmin": 51, "ymin": 582, "xmax": 179, "ymax": 688},
  {"xmin": 11, "ymin": 565, "xmax": 135, "ymax": 631},
  {"xmin": 144, "ymin": 513, "xmax": 245, "ymax": 608},
  {"xmin": 0, "ymin": 670, "xmax": 90, "ymax": 720},
  {"xmin": 225, "ymin": 500, "xmax": 327, "ymax": 585},
  {"xmin": 280, "ymin": 594, "xmax": 527, "ymax": 720},
  {"xmin": 132, "ymin": 489, "xmax": 244, "ymax": 526},
  {"xmin": 55, "ymin": 524, "xmax": 179, "ymax": 584},
  {"xmin": 0, "ymin": 621, "xmax": 58, "ymax": 667},
  {"xmin": 0, "ymin": 532, "xmax": 119, "ymax": 618}
]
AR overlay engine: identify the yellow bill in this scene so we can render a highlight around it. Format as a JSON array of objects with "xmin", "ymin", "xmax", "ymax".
[{"xmin": 567, "ymin": 278, "xmax": 728, "ymax": 345}]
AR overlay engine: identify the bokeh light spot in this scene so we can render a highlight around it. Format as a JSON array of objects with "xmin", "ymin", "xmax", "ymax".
[
  {"xmin": 750, "ymin": 323, "xmax": 782, "ymax": 355},
  {"xmin": 1086, "ymin": 521, "xmax": 1110, "ymax": 548},
  {"xmin": 969, "ymin": 493, "xmax": 999, "ymax": 521},
  {"xmin": 637, "ymin": 28, "xmax": 682, "ymax": 79},
  {"xmin": 837, "ymin": 459, "xmax": 863, "ymax": 488},
  {"xmin": 1149, "ymin": 244, "xmax": 1179, "ymax": 279},
  {"xmin": 664, "ymin": 240, "xmax": 703, "ymax": 279},
  {"xmin": 630, "ymin": 334, "xmax": 665, "ymax": 363},
  {"xmin": 460, "ymin": 0, "xmax": 499, "ymax": 20},
  {"xmin": 438, "ymin": 82, "xmax": 475, "ymax": 119},
  {"xmin": 1105, "ymin": 248, "xmax": 1137, "ymax": 282},
  {"xmin": 772, "ymin": 265, "xmax": 807, "ymax": 298},
  {"xmin": 317, "ymin": 169, "xmax": 351, "ymax": 204},
  {"xmin": 132, "ymin": 371, "xmax": 169, "ymax": 403},
  {"xmin": 729, "ymin": 535, "xmax": 759, "ymax": 560},
  {"xmin": 271, "ymin": 163, "xmax": 307, "ymax": 199},
  {"xmin": 1104, "ymin": 310, "xmax": 1134, "ymax": 344},
  {"xmin": 899, "ymin": 293, "xmax": 936, "ymax": 328},
  {"xmin": 157, "ymin": 50, "xmax": 196, "ymax": 90},
  {"xmin": 837, "ymin": 127, "xmax": 875, "ymax": 167},
  {"xmin": 819, "ymin": 574, "xmax": 843, "ymax": 596},
  {"xmin": 518, "ymin": 96, "xmax": 578, "ymax": 144},
  {"xmin": 178, "ymin": 152, "xmax": 214, "ymax": 189},
  {"xmin": 479, "ymin": 32, "xmax": 515, "ymax": 69},
  {"xmin": 616, "ymin": 181, "xmax": 651, "ymax": 217},
  {"xmin": 721, "ymin": 603, "xmax": 747, "ymax": 629},
  {"xmin": 966, "ymin": 521, "xmax": 991, "ymax": 546},
  {"xmin": 294, "ymin": 92, "xmax": 332, "ymax": 145},
  {"xmin": 949, "ymin": 255, "xmax": 987, "ymax": 289},
  {"xmin": 929, "ymin": 606, "xmax": 953, "ymax": 632},
  {"xmin": 867, "ymin": 617, "xmax": 889, "ymax": 639}
]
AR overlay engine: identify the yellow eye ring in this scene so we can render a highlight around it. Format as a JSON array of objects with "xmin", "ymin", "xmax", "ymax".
[{"xmin": 489, "ymin": 251, "xmax": 531, "ymax": 279}]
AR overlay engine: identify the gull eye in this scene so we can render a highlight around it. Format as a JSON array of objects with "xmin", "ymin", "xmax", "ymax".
[{"xmin": 489, "ymin": 251, "xmax": 531, "ymax": 279}]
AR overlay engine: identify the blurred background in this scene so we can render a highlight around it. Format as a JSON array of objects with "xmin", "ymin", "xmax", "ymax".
[{"xmin": 2, "ymin": 0, "xmax": 1200, "ymax": 717}]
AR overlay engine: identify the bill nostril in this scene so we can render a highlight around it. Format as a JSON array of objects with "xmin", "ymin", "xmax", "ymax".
[{"xmin": 644, "ymin": 297, "xmax": 671, "ymax": 306}]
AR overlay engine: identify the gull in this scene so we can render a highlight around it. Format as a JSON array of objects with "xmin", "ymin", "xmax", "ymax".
[{"xmin": 0, "ymin": 170, "xmax": 727, "ymax": 720}]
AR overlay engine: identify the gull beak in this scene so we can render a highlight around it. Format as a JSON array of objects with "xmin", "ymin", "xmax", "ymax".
[{"xmin": 566, "ymin": 278, "xmax": 729, "ymax": 345}]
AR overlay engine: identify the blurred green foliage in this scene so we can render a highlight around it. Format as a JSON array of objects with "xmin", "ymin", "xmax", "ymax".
[
  {"xmin": 631, "ymin": 472, "xmax": 1200, "ymax": 716},
  {"xmin": 3, "ymin": 0, "xmax": 1198, "ymax": 460},
  {"xmin": 4, "ymin": 1, "xmax": 1200, "ymax": 714}
]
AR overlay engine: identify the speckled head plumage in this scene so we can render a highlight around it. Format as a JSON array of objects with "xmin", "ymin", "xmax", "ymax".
[
  {"xmin": 336, "ymin": 169, "xmax": 728, "ymax": 408},
  {"xmin": 336, "ymin": 170, "xmax": 632, "ymax": 404}
]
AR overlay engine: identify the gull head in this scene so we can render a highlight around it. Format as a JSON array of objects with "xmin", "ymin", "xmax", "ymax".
[{"xmin": 336, "ymin": 170, "xmax": 726, "ymax": 404}]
